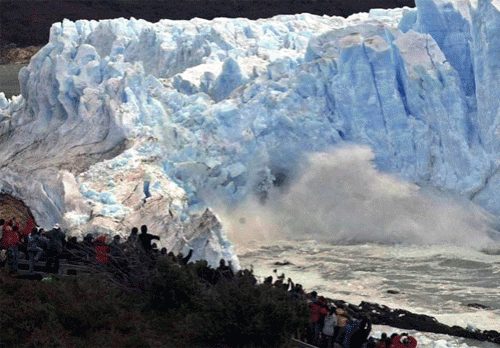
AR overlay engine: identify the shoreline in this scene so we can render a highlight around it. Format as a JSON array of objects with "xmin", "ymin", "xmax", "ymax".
[{"xmin": 0, "ymin": 45, "xmax": 42, "ymax": 65}]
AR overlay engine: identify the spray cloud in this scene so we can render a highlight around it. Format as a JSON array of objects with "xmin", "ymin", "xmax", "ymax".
[{"xmin": 213, "ymin": 145, "xmax": 496, "ymax": 249}]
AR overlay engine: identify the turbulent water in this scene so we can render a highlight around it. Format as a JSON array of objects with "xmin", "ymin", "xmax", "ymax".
[
  {"xmin": 213, "ymin": 147, "xmax": 500, "ymax": 348},
  {"xmin": 236, "ymin": 240, "xmax": 500, "ymax": 348}
]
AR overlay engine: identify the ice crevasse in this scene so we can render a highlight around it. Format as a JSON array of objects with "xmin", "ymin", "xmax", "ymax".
[{"xmin": 1, "ymin": 0, "xmax": 500, "ymax": 265}]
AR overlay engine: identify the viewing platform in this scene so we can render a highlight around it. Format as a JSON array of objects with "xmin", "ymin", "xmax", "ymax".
[{"xmin": 2, "ymin": 258, "xmax": 93, "ymax": 278}]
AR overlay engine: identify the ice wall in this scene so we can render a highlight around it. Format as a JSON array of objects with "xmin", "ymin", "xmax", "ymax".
[{"xmin": 2, "ymin": 0, "xmax": 500, "ymax": 256}]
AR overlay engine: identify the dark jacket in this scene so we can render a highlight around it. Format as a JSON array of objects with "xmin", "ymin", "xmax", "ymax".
[
  {"xmin": 348, "ymin": 320, "xmax": 371, "ymax": 348},
  {"xmin": 46, "ymin": 228, "xmax": 65, "ymax": 252},
  {"xmin": 138, "ymin": 233, "xmax": 160, "ymax": 251},
  {"xmin": 27, "ymin": 234, "xmax": 43, "ymax": 250}
]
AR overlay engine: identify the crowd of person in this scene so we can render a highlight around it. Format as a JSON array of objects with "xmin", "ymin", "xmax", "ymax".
[
  {"xmin": 304, "ymin": 291, "xmax": 418, "ymax": 348},
  {"xmin": 0, "ymin": 217, "xmax": 257, "ymax": 292},
  {"xmin": 0, "ymin": 217, "xmax": 420, "ymax": 348},
  {"xmin": 0, "ymin": 218, "xmax": 195, "ymax": 276}
]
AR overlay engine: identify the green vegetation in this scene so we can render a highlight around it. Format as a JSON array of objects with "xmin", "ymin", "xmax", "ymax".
[{"xmin": 0, "ymin": 258, "xmax": 309, "ymax": 348}]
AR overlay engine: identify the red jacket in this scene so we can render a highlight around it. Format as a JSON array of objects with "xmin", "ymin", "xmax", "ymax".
[
  {"xmin": 391, "ymin": 335, "xmax": 417, "ymax": 348},
  {"xmin": 2, "ymin": 219, "xmax": 19, "ymax": 231},
  {"xmin": 21, "ymin": 218, "xmax": 35, "ymax": 237},
  {"xmin": 6, "ymin": 219, "xmax": 21, "ymax": 231},
  {"xmin": 0, "ymin": 225, "xmax": 20, "ymax": 249},
  {"xmin": 309, "ymin": 302, "xmax": 328, "ymax": 323},
  {"xmin": 94, "ymin": 236, "xmax": 110, "ymax": 263}
]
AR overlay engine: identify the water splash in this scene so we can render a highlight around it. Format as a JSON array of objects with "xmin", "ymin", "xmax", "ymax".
[{"xmin": 215, "ymin": 145, "xmax": 498, "ymax": 248}]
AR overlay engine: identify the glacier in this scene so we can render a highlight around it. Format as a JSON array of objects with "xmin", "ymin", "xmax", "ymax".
[{"xmin": 2, "ymin": 0, "xmax": 500, "ymax": 265}]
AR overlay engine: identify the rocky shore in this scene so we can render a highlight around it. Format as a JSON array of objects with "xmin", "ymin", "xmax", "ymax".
[
  {"xmin": 330, "ymin": 299, "xmax": 500, "ymax": 344},
  {"xmin": 0, "ymin": 46, "xmax": 42, "ymax": 65}
]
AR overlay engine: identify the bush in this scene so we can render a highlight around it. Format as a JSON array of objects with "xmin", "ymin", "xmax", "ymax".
[
  {"xmin": 0, "ymin": 257, "xmax": 310, "ymax": 348},
  {"xmin": 142, "ymin": 258, "xmax": 310, "ymax": 347},
  {"xmin": 145, "ymin": 258, "xmax": 201, "ymax": 312},
  {"xmin": 187, "ymin": 276, "xmax": 309, "ymax": 347},
  {"xmin": 0, "ymin": 269, "xmax": 168, "ymax": 348}
]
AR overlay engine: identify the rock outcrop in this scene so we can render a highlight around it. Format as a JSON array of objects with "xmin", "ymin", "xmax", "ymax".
[{"xmin": 331, "ymin": 299, "xmax": 500, "ymax": 344}]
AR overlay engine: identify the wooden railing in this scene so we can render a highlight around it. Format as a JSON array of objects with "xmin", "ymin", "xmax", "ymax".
[{"xmin": 12, "ymin": 259, "xmax": 93, "ymax": 277}]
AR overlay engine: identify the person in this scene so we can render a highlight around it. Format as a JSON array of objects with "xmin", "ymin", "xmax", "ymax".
[
  {"xmin": 27, "ymin": 227, "xmax": 44, "ymax": 273},
  {"xmin": 108, "ymin": 234, "xmax": 131, "ymax": 279},
  {"xmin": 109, "ymin": 235, "xmax": 124, "ymax": 259},
  {"xmin": 0, "ymin": 218, "xmax": 5, "ymax": 241},
  {"xmin": 1, "ymin": 221, "xmax": 21, "ymax": 274},
  {"xmin": 375, "ymin": 333, "xmax": 391, "ymax": 348},
  {"xmin": 309, "ymin": 295, "xmax": 328, "ymax": 345},
  {"xmin": 290, "ymin": 281, "xmax": 305, "ymax": 300},
  {"xmin": 178, "ymin": 249, "xmax": 194, "ymax": 266},
  {"xmin": 167, "ymin": 251, "xmax": 177, "ymax": 263},
  {"xmin": 339, "ymin": 318, "xmax": 360, "ymax": 348},
  {"xmin": 37, "ymin": 229, "xmax": 48, "ymax": 250},
  {"xmin": 322, "ymin": 306, "xmax": 338, "ymax": 348},
  {"xmin": 138, "ymin": 225, "xmax": 160, "ymax": 253},
  {"xmin": 310, "ymin": 291, "xmax": 318, "ymax": 303},
  {"xmin": 126, "ymin": 227, "xmax": 139, "ymax": 248},
  {"xmin": 334, "ymin": 305, "xmax": 350, "ymax": 345},
  {"xmin": 94, "ymin": 236, "xmax": 110, "ymax": 264},
  {"xmin": 151, "ymin": 243, "xmax": 159, "ymax": 254},
  {"xmin": 390, "ymin": 333, "xmax": 417, "ymax": 348},
  {"xmin": 45, "ymin": 224, "xmax": 65, "ymax": 273},
  {"xmin": 264, "ymin": 275, "xmax": 273, "ymax": 285},
  {"xmin": 17, "ymin": 219, "xmax": 34, "ymax": 262},
  {"xmin": 216, "ymin": 258, "xmax": 233, "ymax": 279},
  {"xmin": 82, "ymin": 233, "xmax": 95, "ymax": 263},
  {"xmin": 364, "ymin": 336, "xmax": 378, "ymax": 348},
  {"xmin": 348, "ymin": 316, "xmax": 371, "ymax": 348},
  {"xmin": 20, "ymin": 217, "xmax": 35, "ymax": 244}
]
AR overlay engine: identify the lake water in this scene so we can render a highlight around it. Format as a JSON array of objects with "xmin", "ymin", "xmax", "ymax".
[
  {"xmin": 0, "ymin": 64, "xmax": 26, "ymax": 99},
  {"xmin": 236, "ymin": 240, "xmax": 500, "ymax": 348}
]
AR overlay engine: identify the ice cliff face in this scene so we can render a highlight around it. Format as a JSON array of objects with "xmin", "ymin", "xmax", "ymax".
[{"xmin": 2, "ymin": 0, "xmax": 500, "ymax": 262}]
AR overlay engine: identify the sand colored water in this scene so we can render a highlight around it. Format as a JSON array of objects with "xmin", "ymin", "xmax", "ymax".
[{"xmin": 0, "ymin": 63, "xmax": 27, "ymax": 99}]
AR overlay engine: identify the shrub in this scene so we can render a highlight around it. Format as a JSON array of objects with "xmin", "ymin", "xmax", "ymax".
[
  {"xmin": 142, "ymin": 258, "xmax": 310, "ymax": 347},
  {"xmin": 0, "ymin": 257, "xmax": 310, "ymax": 348},
  {"xmin": 0, "ymin": 269, "xmax": 167, "ymax": 348},
  {"xmin": 185, "ymin": 272, "xmax": 309, "ymax": 347},
  {"xmin": 145, "ymin": 258, "xmax": 201, "ymax": 312}
]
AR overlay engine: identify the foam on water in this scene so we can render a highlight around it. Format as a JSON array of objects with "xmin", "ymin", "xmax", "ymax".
[
  {"xmin": 237, "ymin": 240, "xmax": 500, "ymax": 338},
  {"xmin": 372, "ymin": 325, "xmax": 499, "ymax": 348}
]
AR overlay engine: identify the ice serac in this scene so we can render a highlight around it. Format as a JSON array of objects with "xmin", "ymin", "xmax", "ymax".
[
  {"xmin": 405, "ymin": 0, "xmax": 500, "ymax": 214},
  {"xmin": 3, "ymin": 0, "xmax": 500, "ymax": 256}
]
